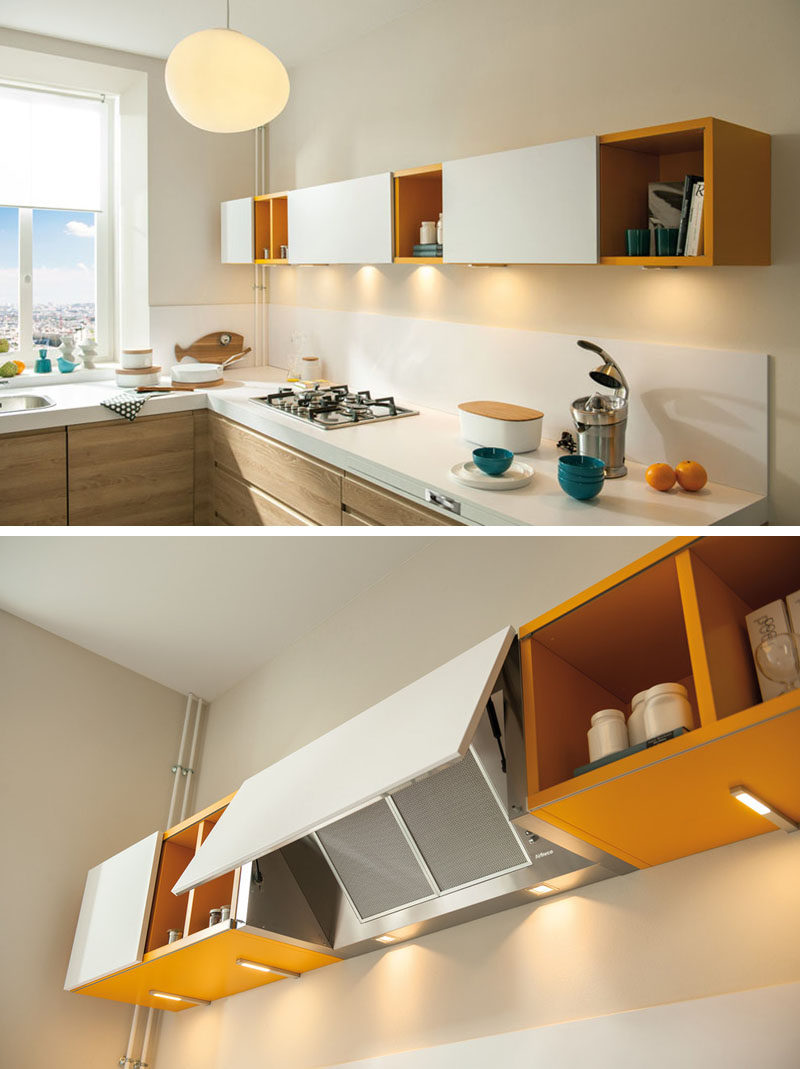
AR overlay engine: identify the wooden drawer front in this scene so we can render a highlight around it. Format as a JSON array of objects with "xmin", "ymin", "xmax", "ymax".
[
  {"xmin": 211, "ymin": 415, "xmax": 341, "ymax": 525},
  {"xmin": 68, "ymin": 414, "xmax": 194, "ymax": 526},
  {"xmin": 342, "ymin": 475, "xmax": 462, "ymax": 526},
  {"xmin": 0, "ymin": 428, "xmax": 67, "ymax": 525},
  {"xmin": 213, "ymin": 467, "xmax": 316, "ymax": 526},
  {"xmin": 342, "ymin": 510, "xmax": 374, "ymax": 526}
]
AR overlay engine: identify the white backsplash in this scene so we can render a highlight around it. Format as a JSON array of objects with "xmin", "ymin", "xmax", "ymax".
[
  {"xmin": 268, "ymin": 303, "xmax": 768, "ymax": 495},
  {"xmin": 149, "ymin": 304, "xmax": 262, "ymax": 371}
]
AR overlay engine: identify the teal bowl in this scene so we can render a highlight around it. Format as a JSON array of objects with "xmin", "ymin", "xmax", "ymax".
[
  {"xmin": 559, "ymin": 454, "xmax": 605, "ymax": 477},
  {"xmin": 473, "ymin": 447, "xmax": 514, "ymax": 477},
  {"xmin": 559, "ymin": 473, "xmax": 604, "ymax": 500}
]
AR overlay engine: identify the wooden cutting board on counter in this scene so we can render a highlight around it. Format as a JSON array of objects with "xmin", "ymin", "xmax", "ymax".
[{"xmin": 174, "ymin": 331, "xmax": 246, "ymax": 364}]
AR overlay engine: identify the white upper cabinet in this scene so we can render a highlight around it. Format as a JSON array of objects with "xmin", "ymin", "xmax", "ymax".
[
  {"xmin": 288, "ymin": 173, "xmax": 393, "ymax": 264},
  {"xmin": 442, "ymin": 136, "xmax": 598, "ymax": 264},
  {"xmin": 221, "ymin": 197, "xmax": 254, "ymax": 264},
  {"xmin": 64, "ymin": 831, "xmax": 161, "ymax": 991}
]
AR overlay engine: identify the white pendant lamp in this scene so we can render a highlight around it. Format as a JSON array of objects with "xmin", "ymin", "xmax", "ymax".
[{"xmin": 165, "ymin": 1, "xmax": 289, "ymax": 133}]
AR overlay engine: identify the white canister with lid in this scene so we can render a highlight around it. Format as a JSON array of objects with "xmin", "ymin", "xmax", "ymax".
[
  {"xmin": 587, "ymin": 708, "xmax": 628, "ymax": 763},
  {"xmin": 121, "ymin": 348, "xmax": 154, "ymax": 369},
  {"xmin": 301, "ymin": 355, "xmax": 321, "ymax": 381},
  {"xmin": 627, "ymin": 689, "xmax": 649, "ymax": 746},
  {"xmin": 642, "ymin": 683, "xmax": 692, "ymax": 740}
]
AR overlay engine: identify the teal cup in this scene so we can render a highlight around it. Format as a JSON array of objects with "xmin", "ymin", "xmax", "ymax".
[
  {"xmin": 655, "ymin": 227, "xmax": 679, "ymax": 255},
  {"xmin": 626, "ymin": 229, "xmax": 651, "ymax": 256}
]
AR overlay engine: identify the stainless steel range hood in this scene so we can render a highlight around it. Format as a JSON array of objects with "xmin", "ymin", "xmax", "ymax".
[{"xmin": 173, "ymin": 628, "xmax": 632, "ymax": 958}]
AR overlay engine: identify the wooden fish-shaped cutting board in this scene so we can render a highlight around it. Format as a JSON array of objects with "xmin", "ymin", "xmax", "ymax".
[{"xmin": 174, "ymin": 331, "xmax": 246, "ymax": 364}]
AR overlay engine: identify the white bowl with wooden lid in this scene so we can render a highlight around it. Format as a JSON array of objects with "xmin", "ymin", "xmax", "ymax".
[
  {"xmin": 458, "ymin": 401, "xmax": 543, "ymax": 453},
  {"xmin": 121, "ymin": 348, "xmax": 154, "ymax": 369},
  {"xmin": 115, "ymin": 365, "xmax": 161, "ymax": 388}
]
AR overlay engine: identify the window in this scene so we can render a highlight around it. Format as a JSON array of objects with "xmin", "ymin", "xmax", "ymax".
[{"xmin": 0, "ymin": 83, "xmax": 112, "ymax": 362}]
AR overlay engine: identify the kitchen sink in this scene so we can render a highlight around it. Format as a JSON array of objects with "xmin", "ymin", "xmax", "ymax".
[{"xmin": 0, "ymin": 393, "xmax": 56, "ymax": 413}]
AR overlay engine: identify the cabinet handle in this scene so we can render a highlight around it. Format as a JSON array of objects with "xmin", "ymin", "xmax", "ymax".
[{"xmin": 425, "ymin": 489, "xmax": 461, "ymax": 515}]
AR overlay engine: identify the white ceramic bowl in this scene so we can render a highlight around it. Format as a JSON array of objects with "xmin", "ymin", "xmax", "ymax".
[
  {"xmin": 171, "ymin": 361, "xmax": 224, "ymax": 384},
  {"xmin": 115, "ymin": 366, "xmax": 160, "ymax": 388},
  {"xmin": 458, "ymin": 402, "xmax": 543, "ymax": 453},
  {"xmin": 121, "ymin": 348, "xmax": 154, "ymax": 369}
]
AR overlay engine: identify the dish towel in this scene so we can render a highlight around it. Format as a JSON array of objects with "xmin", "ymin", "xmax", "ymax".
[{"xmin": 100, "ymin": 390, "xmax": 150, "ymax": 422}]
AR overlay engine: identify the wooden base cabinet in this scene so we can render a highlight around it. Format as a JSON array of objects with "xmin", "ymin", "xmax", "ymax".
[
  {"xmin": 0, "ymin": 427, "xmax": 67, "ymax": 525},
  {"xmin": 342, "ymin": 473, "xmax": 463, "ymax": 526},
  {"xmin": 210, "ymin": 414, "xmax": 342, "ymax": 525},
  {"xmin": 68, "ymin": 413, "xmax": 195, "ymax": 526},
  {"xmin": 66, "ymin": 796, "xmax": 340, "ymax": 1011},
  {"xmin": 518, "ymin": 537, "xmax": 800, "ymax": 869}
]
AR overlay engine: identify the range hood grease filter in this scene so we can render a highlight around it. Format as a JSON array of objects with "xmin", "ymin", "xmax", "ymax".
[
  {"xmin": 316, "ymin": 750, "xmax": 529, "ymax": 921},
  {"xmin": 174, "ymin": 628, "xmax": 633, "ymax": 956}
]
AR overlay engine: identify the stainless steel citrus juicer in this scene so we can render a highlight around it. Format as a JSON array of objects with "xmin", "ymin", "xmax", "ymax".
[{"xmin": 570, "ymin": 339, "xmax": 629, "ymax": 477}]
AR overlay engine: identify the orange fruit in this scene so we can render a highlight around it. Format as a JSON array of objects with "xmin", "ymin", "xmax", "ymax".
[
  {"xmin": 646, "ymin": 462, "xmax": 676, "ymax": 492},
  {"xmin": 12, "ymin": 360, "xmax": 25, "ymax": 374},
  {"xmin": 675, "ymin": 460, "xmax": 707, "ymax": 492}
]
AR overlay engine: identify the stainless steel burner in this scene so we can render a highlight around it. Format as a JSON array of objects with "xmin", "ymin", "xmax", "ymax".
[{"xmin": 250, "ymin": 385, "xmax": 418, "ymax": 430}]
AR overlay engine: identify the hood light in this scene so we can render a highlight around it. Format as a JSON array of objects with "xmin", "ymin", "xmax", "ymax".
[
  {"xmin": 235, "ymin": 958, "xmax": 301, "ymax": 979},
  {"xmin": 730, "ymin": 786, "xmax": 798, "ymax": 832},
  {"xmin": 150, "ymin": 989, "xmax": 210, "ymax": 1006},
  {"xmin": 527, "ymin": 884, "xmax": 556, "ymax": 896},
  {"xmin": 375, "ymin": 935, "xmax": 396, "ymax": 944}
]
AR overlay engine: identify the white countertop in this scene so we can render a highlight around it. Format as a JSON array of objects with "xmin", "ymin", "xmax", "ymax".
[{"xmin": 0, "ymin": 370, "xmax": 767, "ymax": 526}]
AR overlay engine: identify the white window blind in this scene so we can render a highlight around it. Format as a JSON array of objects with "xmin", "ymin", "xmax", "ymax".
[{"xmin": 0, "ymin": 85, "xmax": 104, "ymax": 212}]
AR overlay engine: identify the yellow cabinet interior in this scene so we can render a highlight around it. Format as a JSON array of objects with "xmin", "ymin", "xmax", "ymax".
[
  {"xmin": 519, "ymin": 536, "xmax": 800, "ymax": 868},
  {"xmin": 74, "ymin": 795, "xmax": 339, "ymax": 1011}
]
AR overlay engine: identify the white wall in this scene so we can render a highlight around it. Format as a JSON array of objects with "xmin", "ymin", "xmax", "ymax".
[
  {"xmin": 155, "ymin": 535, "xmax": 800, "ymax": 1067},
  {"xmin": 0, "ymin": 610, "xmax": 186, "ymax": 1069},
  {"xmin": 266, "ymin": 0, "xmax": 800, "ymax": 524}
]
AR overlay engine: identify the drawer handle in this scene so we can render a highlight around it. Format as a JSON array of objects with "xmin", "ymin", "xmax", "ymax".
[{"xmin": 425, "ymin": 489, "xmax": 461, "ymax": 515}]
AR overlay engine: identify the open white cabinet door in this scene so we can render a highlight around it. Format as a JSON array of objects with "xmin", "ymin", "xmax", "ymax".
[
  {"xmin": 64, "ymin": 830, "xmax": 161, "ymax": 990},
  {"xmin": 173, "ymin": 627, "xmax": 516, "ymax": 895},
  {"xmin": 287, "ymin": 173, "xmax": 393, "ymax": 264}
]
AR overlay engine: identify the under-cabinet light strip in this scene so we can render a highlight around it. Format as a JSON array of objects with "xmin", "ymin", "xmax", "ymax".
[
  {"xmin": 235, "ymin": 958, "xmax": 301, "ymax": 980},
  {"xmin": 149, "ymin": 989, "xmax": 210, "ymax": 1006},
  {"xmin": 730, "ymin": 786, "xmax": 798, "ymax": 833}
]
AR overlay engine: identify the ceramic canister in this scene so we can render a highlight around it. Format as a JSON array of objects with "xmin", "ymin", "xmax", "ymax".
[
  {"xmin": 642, "ymin": 683, "xmax": 692, "ymax": 740},
  {"xmin": 121, "ymin": 348, "xmax": 154, "ymax": 369},
  {"xmin": 627, "ymin": 690, "xmax": 649, "ymax": 746},
  {"xmin": 587, "ymin": 708, "xmax": 628, "ymax": 763}
]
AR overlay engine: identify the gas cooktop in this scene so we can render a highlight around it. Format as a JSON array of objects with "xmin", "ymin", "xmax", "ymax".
[{"xmin": 250, "ymin": 384, "xmax": 418, "ymax": 430}]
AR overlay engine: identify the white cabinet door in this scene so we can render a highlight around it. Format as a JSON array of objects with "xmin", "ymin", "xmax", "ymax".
[
  {"xmin": 64, "ymin": 830, "xmax": 161, "ymax": 990},
  {"xmin": 287, "ymin": 173, "xmax": 393, "ymax": 264},
  {"xmin": 173, "ymin": 627, "xmax": 515, "ymax": 894},
  {"xmin": 221, "ymin": 197, "xmax": 254, "ymax": 264},
  {"xmin": 442, "ymin": 136, "xmax": 598, "ymax": 264}
]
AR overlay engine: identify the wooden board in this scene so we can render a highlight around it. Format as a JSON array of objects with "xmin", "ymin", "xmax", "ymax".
[
  {"xmin": 174, "ymin": 332, "xmax": 245, "ymax": 364},
  {"xmin": 458, "ymin": 401, "xmax": 543, "ymax": 421}
]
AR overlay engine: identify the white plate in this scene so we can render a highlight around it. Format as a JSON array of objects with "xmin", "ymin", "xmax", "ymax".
[{"xmin": 449, "ymin": 460, "xmax": 534, "ymax": 490}]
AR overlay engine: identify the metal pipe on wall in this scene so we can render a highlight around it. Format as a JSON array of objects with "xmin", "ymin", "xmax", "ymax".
[{"xmin": 180, "ymin": 698, "xmax": 205, "ymax": 822}]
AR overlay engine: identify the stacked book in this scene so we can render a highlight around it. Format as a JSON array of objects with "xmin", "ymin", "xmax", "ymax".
[
  {"xmin": 648, "ymin": 174, "xmax": 705, "ymax": 256},
  {"xmin": 412, "ymin": 243, "xmax": 443, "ymax": 257}
]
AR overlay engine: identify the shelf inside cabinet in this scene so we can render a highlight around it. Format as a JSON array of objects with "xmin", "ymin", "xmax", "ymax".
[
  {"xmin": 523, "ymin": 553, "xmax": 699, "ymax": 795},
  {"xmin": 598, "ymin": 117, "xmax": 770, "ymax": 266},
  {"xmin": 393, "ymin": 164, "xmax": 443, "ymax": 262},
  {"xmin": 145, "ymin": 795, "xmax": 234, "ymax": 953},
  {"xmin": 599, "ymin": 119, "xmax": 706, "ymax": 262},
  {"xmin": 254, "ymin": 193, "xmax": 289, "ymax": 265}
]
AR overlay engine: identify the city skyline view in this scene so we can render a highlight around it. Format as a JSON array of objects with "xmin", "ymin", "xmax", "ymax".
[{"xmin": 0, "ymin": 206, "xmax": 96, "ymax": 348}]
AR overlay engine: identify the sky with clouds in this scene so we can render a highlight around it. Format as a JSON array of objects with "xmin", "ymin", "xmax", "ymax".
[{"xmin": 0, "ymin": 207, "xmax": 95, "ymax": 305}]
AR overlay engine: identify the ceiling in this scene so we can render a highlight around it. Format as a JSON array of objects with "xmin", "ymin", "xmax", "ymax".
[
  {"xmin": 0, "ymin": 0, "xmax": 436, "ymax": 68},
  {"xmin": 0, "ymin": 535, "xmax": 432, "ymax": 700}
]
